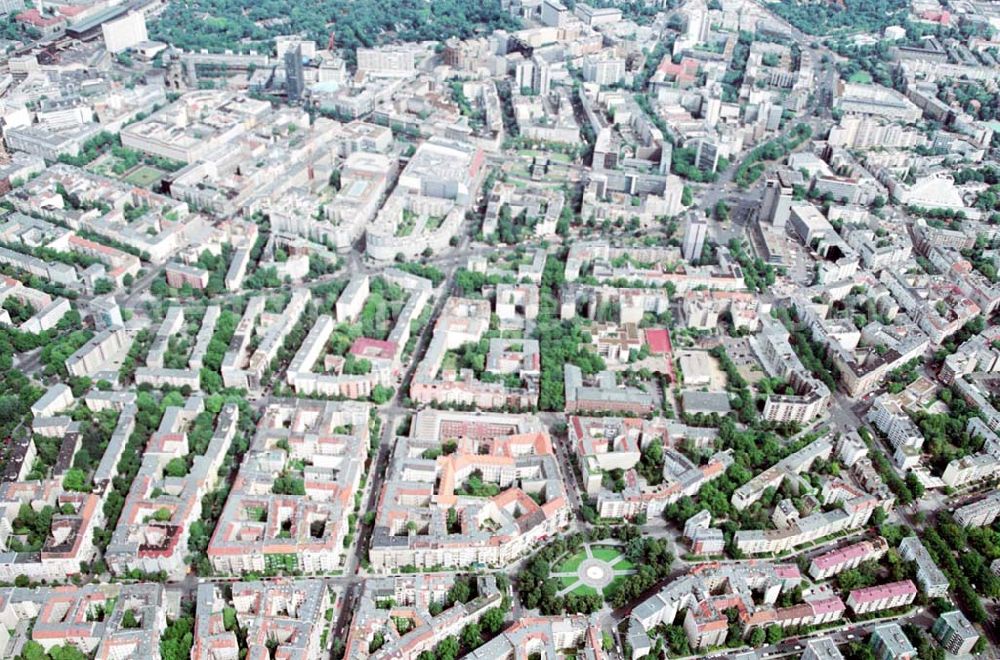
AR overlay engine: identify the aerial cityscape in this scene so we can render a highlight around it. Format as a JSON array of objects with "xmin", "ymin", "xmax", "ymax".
[{"xmin": 0, "ymin": 0, "xmax": 997, "ymax": 659}]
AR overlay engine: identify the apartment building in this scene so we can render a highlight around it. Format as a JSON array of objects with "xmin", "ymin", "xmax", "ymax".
[
  {"xmin": 357, "ymin": 45, "xmax": 424, "ymax": 76},
  {"xmin": 731, "ymin": 436, "xmax": 833, "ymax": 510},
  {"xmin": 808, "ymin": 537, "xmax": 889, "ymax": 580},
  {"xmin": 165, "ymin": 262, "xmax": 210, "ymax": 290},
  {"xmin": 827, "ymin": 115, "xmax": 927, "ymax": 150},
  {"xmin": 866, "ymin": 394, "xmax": 924, "ymax": 457},
  {"xmin": 751, "ymin": 315, "xmax": 830, "ymax": 425},
  {"xmin": 0, "ymin": 246, "xmax": 77, "ymax": 286},
  {"xmin": 846, "ymin": 580, "xmax": 917, "ymax": 615},
  {"xmin": 221, "ymin": 289, "xmax": 311, "ymax": 393},
  {"xmin": 582, "ymin": 54, "xmax": 626, "ymax": 85},
  {"xmin": 943, "ymin": 453, "xmax": 1000, "ymax": 489},
  {"xmin": 495, "ymin": 283, "xmax": 540, "ymax": 323},
  {"xmin": 30, "ymin": 384, "xmax": 74, "ymax": 419},
  {"xmin": 898, "ymin": 536, "xmax": 950, "ymax": 598},
  {"xmin": 0, "ymin": 276, "xmax": 71, "ymax": 334},
  {"xmin": 189, "ymin": 306, "xmax": 221, "ymax": 371},
  {"xmin": 469, "ymin": 615, "xmax": 607, "ymax": 660},
  {"xmin": 65, "ymin": 326, "xmax": 131, "ymax": 378},
  {"xmin": 954, "ymin": 492, "xmax": 1000, "ymax": 528},
  {"xmin": 336, "ymin": 274, "xmax": 370, "ymax": 323},
  {"xmin": 0, "ymin": 481, "xmax": 102, "ymax": 582},
  {"xmin": 869, "ymin": 622, "xmax": 917, "ymax": 660},
  {"xmin": 794, "ymin": 302, "xmax": 928, "ymax": 398},
  {"xmin": 803, "ymin": 638, "xmax": 845, "ymax": 660},
  {"xmin": 10, "ymin": 164, "xmax": 192, "ymax": 266},
  {"xmin": 145, "ymin": 307, "xmax": 185, "ymax": 369},
  {"xmin": 288, "ymin": 272, "xmax": 431, "ymax": 398},
  {"xmin": 932, "ymin": 609, "xmax": 980, "ymax": 656}
]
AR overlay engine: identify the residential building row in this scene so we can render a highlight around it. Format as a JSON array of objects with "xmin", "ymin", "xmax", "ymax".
[
  {"xmin": 569, "ymin": 415, "xmax": 731, "ymax": 519},
  {"xmin": 207, "ymin": 399, "xmax": 370, "ymax": 575},
  {"xmin": 626, "ymin": 561, "xmax": 843, "ymax": 656},
  {"xmin": 105, "ymin": 398, "xmax": 239, "ymax": 579}
]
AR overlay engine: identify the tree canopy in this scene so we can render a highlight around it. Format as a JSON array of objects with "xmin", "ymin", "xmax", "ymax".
[{"xmin": 150, "ymin": 0, "xmax": 520, "ymax": 63}]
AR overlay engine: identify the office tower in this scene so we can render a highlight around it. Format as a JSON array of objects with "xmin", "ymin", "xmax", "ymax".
[
  {"xmin": 285, "ymin": 44, "xmax": 305, "ymax": 102},
  {"xmin": 683, "ymin": 217, "xmax": 707, "ymax": 262}
]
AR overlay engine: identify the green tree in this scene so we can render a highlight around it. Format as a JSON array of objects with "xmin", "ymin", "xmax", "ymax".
[
  {"xmin": 905, "ymin": 471, "xmax": 925, "ymax": 500},
  {"xmin": 681, "ymin": 186, "xmax": 693, "ymax": 206},
  {"xmin": 448, "ymin": 579, "xmax": 472, "ymax": 604},
  {"xmin": 371, "ymin": 385, "xmax": 394, "ymax": 404},
  {"xmin": 122, "ymin": 609, "xmax": 140, "ymax": 629},
  {"xmin": 18, "ymin": 641, "xmax": 47, "ymax": 660},
  {"xmin": 714, "ymin": 200, "xmax": 730, "ymax": 221},
  {"xmin": 62, "ymin": 468, "xmax": 88, "ymax": 492},
  {"xmin": 460, "ymin": 622, "xmax": 482, "ymax": 650},
  {"xmin": 165, "ymin": 457, "xmax": 188, "ymax": 478},
  {"xmin": 482, "ymin": 607, "xmax": 506, "ymax": 634},
  {"xmin": 436, "ymin": 636, "xmax": 460, "ymax": 660}
]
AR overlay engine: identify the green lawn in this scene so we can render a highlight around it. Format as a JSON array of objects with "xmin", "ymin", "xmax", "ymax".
[
  {"xmin": 518, "ymin": 149, "xmax": 572, "ymax": 163},
  {"xmin": 395, "ymin": 215, "xmax": 416, "ymax": 237},
  {"xmin": 125, "ymin": 166, "xmax": 165, "ymax": 187},
  {"xmin": 614, "ymin": 558, "xmax": 634, "ymax": 571},
  {"xmin": 425, "ymin": 215, "xmax": 444, "ymax": 232},
  {"xmin": 85, "ymin": 154, "xmax": 114, "ymax": 176},
  {"xmin": 848, "ymin": 71, "xmax": 873, "ymax": 84},
  {"xmin": 570, "ymin": 584, "xmax": 599, "ymax": 597},
  {"xmin": 557, "ymin": 551, "xmax": 587, "ymax": 574},
  {"xmin": 559, "ymin": 575, "xmax": 579, "ymax": 589},
  {"xmin": 591, "ymin": 546, "xmax": 623, "ymax": 563},
  {"xmin": 508, "ymin": 164, "xmax": 531, "ymax": 178}
]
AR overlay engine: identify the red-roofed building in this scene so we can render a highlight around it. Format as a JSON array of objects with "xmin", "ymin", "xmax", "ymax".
[
  {"xmin": 15, "ymin": 9, "xmax": 67, "ymax": 36},
  {"xmin": 847, "ymin": 580, "xmax": 917, "ymax": 614},
  {"xmin": 57, "ymin": 5, "xmax": 87, "ymax": 18},
  {"xmin": 919, "ymin": 9, "xmax": 950, "ymax": 25},
  {"xmin": 655, "ymin": 57, "xmax": 700, "ymax": 87},
  {"xmin": 809, "ymin": 537, "xmax": 888, "ymax": 580},
  {"xmin": 644, "ymin": 327, "xmax": 676, "ymax": 383},
  {"xmin": 773, "ymin": 564, "xmax": 802, "ymax": 581},
  {"xmin": 349, "ymin": 336, "xmax": 398, "ymax": 362}
]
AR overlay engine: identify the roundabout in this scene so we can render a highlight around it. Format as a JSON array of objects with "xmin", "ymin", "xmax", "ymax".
[{"xmin": 552, "ymin": 543, "xmax": 635, "ymax": 597}]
